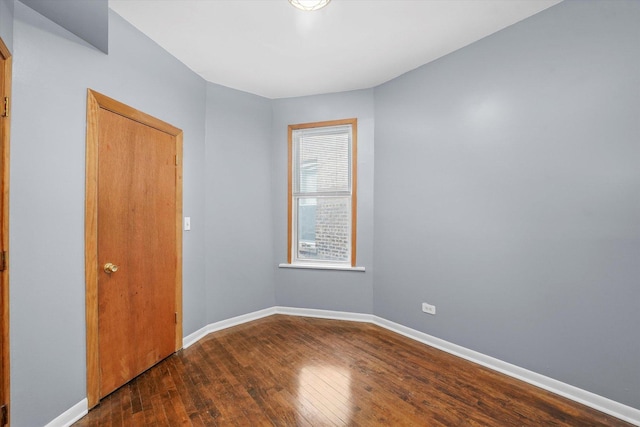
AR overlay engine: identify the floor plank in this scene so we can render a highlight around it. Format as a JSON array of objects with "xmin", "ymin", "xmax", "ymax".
[{"xmin": 74, "ymin": 315, "xmax": 633, "ymax": 426}]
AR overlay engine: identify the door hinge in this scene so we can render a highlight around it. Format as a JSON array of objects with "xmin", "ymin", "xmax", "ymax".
[
  {"xmin": 0, "ymin": 251, "xmax": 7, "ymax": 272},
  {"xmin": 175, "ymin": 155, "xmax": 178, "ymax": 166},
  {"xmin": 1, "ymin": 97, "xmax": 8, "ymax": 118},
  {"xmin": 0, "ymin": 404, "xmax": 7, "ymax": 426},
  {"xmin": 175, "ymin": 312, "xmax": 178, "ymax": 324}
]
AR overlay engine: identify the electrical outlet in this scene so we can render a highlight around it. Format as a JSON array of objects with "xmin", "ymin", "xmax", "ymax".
[{"xmin": 422, "ymin": 302, "xmax": 436, "ymax": 315}]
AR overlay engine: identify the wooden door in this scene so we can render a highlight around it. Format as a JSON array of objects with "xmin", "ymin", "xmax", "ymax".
[
  {"xmin": 86, "ymin": 90, "xmax": 183, "ymax": 407},
  {"xmin": 0, "ymin": 37, "xmax": 11, "ymax": 426},
  {"xmin": 97, "ymin": 108, "xmax": 176, "ymax": 397}
]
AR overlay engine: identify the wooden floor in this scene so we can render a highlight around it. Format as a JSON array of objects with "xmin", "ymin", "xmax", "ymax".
[{"xmin": 74, "ymin": 315, "xmax": 631, "ymax": 426}]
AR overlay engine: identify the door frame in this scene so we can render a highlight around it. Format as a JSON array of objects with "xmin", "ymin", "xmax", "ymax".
[
  {"xmin": 85, "ymin": 89, "xmax": 183, "ymax": 408},
  {"xmin": 0, "ymin": 36, "xmax": 12, "ymax": 425}
]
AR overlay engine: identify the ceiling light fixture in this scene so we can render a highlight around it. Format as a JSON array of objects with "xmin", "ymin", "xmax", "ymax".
[{"xmin": 288, "ymin": 0, "xmax": 331, "ymax": 11}]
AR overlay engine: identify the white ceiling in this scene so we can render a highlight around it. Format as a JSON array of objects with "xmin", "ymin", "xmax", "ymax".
[{"xmin": 109, "ymin": 0, "xmax": 562, "ymax": 99}]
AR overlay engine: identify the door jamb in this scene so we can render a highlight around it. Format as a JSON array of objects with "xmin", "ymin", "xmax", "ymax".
[
  {"xmin": 85, "ymin": 89, "xmax": 183, "ymax": 408},
  {"xmin": 0, "ymin": 36, "xmax": 12, "ymax": 426}
]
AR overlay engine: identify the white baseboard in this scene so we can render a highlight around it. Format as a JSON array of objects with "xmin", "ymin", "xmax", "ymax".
[
  {"xmin": 371, "ymin": 316, "xmax": 640, "ymax": 426},
  {"xmin": 268, "ymin": 307, "xmax": 640, "ymax": 424},
  {"xmin": 60, "ymin": 307, "xmax": 640, "ymax": 426},
  {"xmin": 274, "ymin": 307, "xmax": 639, "ymax": 426},
  {"xmin": 183, "ymin": 307, "xmax": 277, "ymax": 348},
  {"xmin": 183, "ymin": 307, "xmax": 368, "ymax": 348},
  {"xmin": 44, "ymin": 398, "xmax": 88, "ymax": 427},
  {"xmin": 274, "ymin": 306, "xmax": 373, "ymax": 323}
]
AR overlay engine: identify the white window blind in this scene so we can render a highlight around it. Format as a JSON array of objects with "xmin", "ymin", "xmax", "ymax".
[{"xmin": 294, "ymin": 126, "xmax": 351, "ymax": 195}]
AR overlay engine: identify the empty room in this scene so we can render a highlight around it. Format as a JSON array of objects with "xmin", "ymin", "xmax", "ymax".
[{"xmin": 0, "ymin": 0, "xmax": 638, "ymax": 425}]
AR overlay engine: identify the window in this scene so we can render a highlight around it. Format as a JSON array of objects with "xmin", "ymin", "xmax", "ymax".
[{"xmin": 288, "ymin": 118, "xmax": 357, "ymax": 268}]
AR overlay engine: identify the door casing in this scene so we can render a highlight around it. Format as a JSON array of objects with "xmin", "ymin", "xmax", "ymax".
[
  {"xmin": 85, "ymin": 89, "xmax": 183, "ymax": 408},
  {"xmin": 0, "ymin": 36, "xmax": 12, "ymax": 426}
]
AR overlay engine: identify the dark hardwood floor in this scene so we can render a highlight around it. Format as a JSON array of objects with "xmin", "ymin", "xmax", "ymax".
[{"xmin": 74, "ymin": 315, "xmax": 632, "ymax": 426}]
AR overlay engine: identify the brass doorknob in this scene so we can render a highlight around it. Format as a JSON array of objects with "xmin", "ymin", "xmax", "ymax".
[{"xmin": 104, "ymin": 263, "xmax": 119, "ymax": 274}]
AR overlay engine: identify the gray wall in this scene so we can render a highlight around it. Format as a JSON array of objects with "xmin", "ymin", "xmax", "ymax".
[
  {"xmin": 6, "ymin": 0, "xmax": 640, "ymax": 424},
  {"xmin": 205, "ymin": 83, "xmax": 276, "ymax": 322},
  {"xmin": 10, "ymin": 3, "xmax": 207, "ymax": 425},
  {"xmin": 20, "ymin": 0, "xmax": 108, "ymax": 53},
  {"xmin": 272, "ymin": 90, "xmax": 375, "ymax": 314},
  {"xmin": 0, "ymin": 0, "xmax": 13, "ymax": 51},
  {"xmin": 373, "ymin": 0, "xmax": 640, "ymax": 409}
]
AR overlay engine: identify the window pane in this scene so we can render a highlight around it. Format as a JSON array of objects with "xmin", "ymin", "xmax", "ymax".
[
  {"xmin": 300, "ymin": 160, "xmax": 317, "ymax": 193},
  {"xmin": 297, "ymin": 197, "xmax": 350, "ymax": 262},
  {"xmin": 296, "ymin": 127, "xmax": 350, "ymax": 194}
]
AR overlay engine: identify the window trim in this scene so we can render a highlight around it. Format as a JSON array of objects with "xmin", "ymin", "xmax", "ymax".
[{"xmin": 287, "ymin": 118, "xmax": 358, "ymax": 268}]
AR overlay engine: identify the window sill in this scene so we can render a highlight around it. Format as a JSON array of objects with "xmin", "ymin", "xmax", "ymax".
[{"xmin": 279, "ymin": 263, "xmax": 365, "ymax": 272}]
